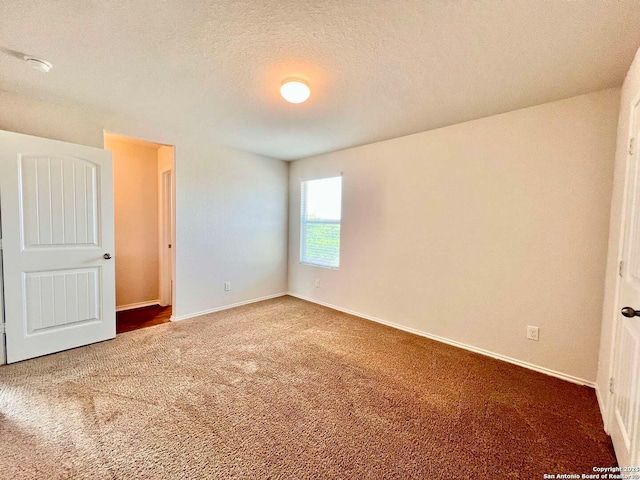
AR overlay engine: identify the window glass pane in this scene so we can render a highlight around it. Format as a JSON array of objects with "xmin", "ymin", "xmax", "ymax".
[
  {"xmin": 303, "ymin": 223, "xmax": 340, "ymax": 267},
  {"xmin": 305, "ymin": 177, "xmax": 342, "ymax": 220},
  {"xmin": 301, "ymin": 176, "xmax": 342, "ymax": 268}
]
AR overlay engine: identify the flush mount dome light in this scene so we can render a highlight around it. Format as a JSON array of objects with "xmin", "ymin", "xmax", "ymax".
[
  {"xmin": 280, "ymin": 78, "xmax": 310, "ymax": 104},
  {"xmin": 24, "ymin": 56, "xmax": 53, "ymax": 73}
]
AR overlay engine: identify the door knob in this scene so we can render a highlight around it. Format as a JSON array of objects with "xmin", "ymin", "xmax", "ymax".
[
  {"xmin": 621, "ymin": 306, "xmax": 640, "ymax": 318},
  {"xmin": 103, "ymin": 253, "xmax": 112, "ymax": 260}
]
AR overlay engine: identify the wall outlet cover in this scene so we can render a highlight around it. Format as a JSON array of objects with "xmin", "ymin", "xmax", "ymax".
[{"xmin": 527, "ymin": 326, "xmax": 539, "ymax": 341}]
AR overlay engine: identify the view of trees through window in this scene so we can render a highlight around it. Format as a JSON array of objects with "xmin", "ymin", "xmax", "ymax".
[{"xmin": 300, "ymin": 176, "xmax": 342, "ymax": 268}]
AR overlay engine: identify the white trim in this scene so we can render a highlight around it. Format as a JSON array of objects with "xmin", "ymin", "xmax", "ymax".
[
  {"xmin": 116, "ymin": 300, "xmax": 160, "ymax": 312},
  {"xmin": 102, "ymin": 129, "xmax": 174, "ymax": 149},
  {"xmin": 596, "ymin": 385, "xmax": 609, "ymax": 433},
  {"xmin": 298, "ymin": 172, "xmax": 343, "ymax": 182},
  {"xmin": 158, "ymin": 167, "xmax": 173, "ymax": 307},
  {"xmin": 170, "ymin": 293, "xmax": 288, "ymax": 322},
  {"xmin": 288, "ymin": 293, "xmax": 595, "ymax": 388}
]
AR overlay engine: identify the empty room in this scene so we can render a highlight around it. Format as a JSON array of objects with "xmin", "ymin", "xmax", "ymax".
[{"xmin": 1, "ymin": 1, "xmax": 640, "ymax": 478}]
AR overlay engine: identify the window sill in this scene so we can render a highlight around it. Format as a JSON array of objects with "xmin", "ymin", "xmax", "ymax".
[{"xmin": 300, "ymin": 262, "xmax": 339, "ymax": 270}]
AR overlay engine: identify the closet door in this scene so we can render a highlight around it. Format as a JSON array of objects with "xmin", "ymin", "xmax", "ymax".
[
  {"xmin": 0, "ymin": 130, "xmax": 115, "ymax": 363},
  {"xmin": 610, "ymin": 98, "xmax": 640, "ymax": 467}
]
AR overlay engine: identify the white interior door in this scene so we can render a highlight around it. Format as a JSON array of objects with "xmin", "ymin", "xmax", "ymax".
[
  {"xmin": 611, "ymin": 99, "xmax": 640, "ymax": 467},
  {"xmin": 159, "ymin": 169, "xmax": 173, "ymax": 307},
  {"xmin": 0, "ymin": 130, "xmax": 115, "ymax": 363}
]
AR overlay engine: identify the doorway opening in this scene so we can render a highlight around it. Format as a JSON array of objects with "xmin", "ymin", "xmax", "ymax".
[{"xmin": 103, "ymin": 133, "xmax": 175, "ymax": 334}]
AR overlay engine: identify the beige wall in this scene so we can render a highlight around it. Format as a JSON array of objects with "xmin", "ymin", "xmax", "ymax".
[
  {"xmin": 105, "ymin": 136, "xmax": 160, "ymax": 308},
  {"xmin": 289, "ymin": 88, "xmax": 620, "ymax": 383},
  {"xmin": 598, "ymin": 47, "xmax": 640, "ymax": 420},
  {"xmin": 0, "ymin": 90, "xmax": 289, "ymax": 319}
]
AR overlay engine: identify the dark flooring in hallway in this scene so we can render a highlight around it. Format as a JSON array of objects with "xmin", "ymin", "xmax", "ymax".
[{"xmin": 116, "ymin": 304, "xmax": 172, "ymax": 333}]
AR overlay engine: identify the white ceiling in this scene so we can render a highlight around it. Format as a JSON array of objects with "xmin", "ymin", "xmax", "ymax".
[{"xmin": 1, "ymin": 1, "xmax": 640, "ymax": 161}]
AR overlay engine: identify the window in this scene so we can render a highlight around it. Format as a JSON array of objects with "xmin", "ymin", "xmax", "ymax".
[{"xmin": 300, "ymin": 176, "xmax": 342, "ymax": 268}]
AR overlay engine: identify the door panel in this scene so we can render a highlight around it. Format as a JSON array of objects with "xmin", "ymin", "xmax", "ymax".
[
  {"xmin": 0, "ymin": 130, "xmax": 115, "ymax": 363},
  {"xmin": 20, "ymin": 155, "xmax": 98, "ymax": 248},
  {"xmin": 613, "ymin": 322, "xmax": 640, "ymax": 452},
  {"xmin": 24, "ymin": 268, "xmax": 99, "ymax": 334},
  {"xmin": 612, "ymin": 98, "xmax": 640, "ymax": 467}
]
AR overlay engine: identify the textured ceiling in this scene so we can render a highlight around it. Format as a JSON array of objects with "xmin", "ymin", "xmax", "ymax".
[{"xmin": 1, "ymin": 1, "xmax": 640, "ymax": 160}]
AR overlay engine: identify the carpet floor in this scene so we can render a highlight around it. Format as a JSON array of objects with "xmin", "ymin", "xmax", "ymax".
[{"xmin": 0, "ymin": 296, "xmax": 615, "ymax": 479}]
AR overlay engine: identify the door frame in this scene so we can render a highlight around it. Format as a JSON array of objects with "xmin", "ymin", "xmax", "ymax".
[
  {"xmin": 102, "ymin": 130, "xmax": 176, "ymax": 316},
  {"xmin": 0, "ymin": 201, "xmax": 5, "ymax": 365},
  {"xmin": 606, "ymin": 92, "xmax": 640, "ymax": 436},
  {"xmin": 159, "ymin": 167, "xmax": 174, "ymax": 307}
]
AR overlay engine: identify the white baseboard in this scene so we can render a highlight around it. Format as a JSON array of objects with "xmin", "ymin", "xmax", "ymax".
[
  {"xmin": 116, "ymin": 300, "xmax": 161, "ymax": 312},
  {"xmin": 170, "ymin": 292, "xmax": 288, "ymax": 322},
  {"xmin": 287, "ymin": 292, "xmax": 595, "ymax": 388}
]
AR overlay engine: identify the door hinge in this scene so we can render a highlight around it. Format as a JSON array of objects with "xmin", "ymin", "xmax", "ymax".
[
  {"xmin": 0, "ymin": 324, "xmax": 5, "ymax": 335},
  {"xmin": 0, "ymin": 239, "xmax": 3, "ymax": 250},
  {"xmin": 609, "ymin": 377, "xmax": 615, "ymax": 395},
  {"xmin": 619, "ymin": 260, "xmax": 625, "ymax": 277},
  {"xmin": 631, "ymin": 137, "xmax": 636, "ymax": 156}
]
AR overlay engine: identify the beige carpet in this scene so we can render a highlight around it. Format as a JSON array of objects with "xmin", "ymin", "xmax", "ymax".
[{"xmin": 0, "ymin": 296, "xmax": 615, "ymax": 479}]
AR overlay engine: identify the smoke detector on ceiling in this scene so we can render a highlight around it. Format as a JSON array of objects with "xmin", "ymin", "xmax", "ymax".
[{"xmin": 24, "ymin": 56, "xmax": 52, "ymax": 73}]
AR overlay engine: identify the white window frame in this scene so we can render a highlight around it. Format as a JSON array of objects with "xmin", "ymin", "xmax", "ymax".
[{"xmin": 300, "ymin": 175, "xmax": 342, "ymax": 269}]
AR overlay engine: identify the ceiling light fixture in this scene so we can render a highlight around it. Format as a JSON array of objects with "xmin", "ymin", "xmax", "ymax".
[
  {"xmin": 280, "ymin": 78, "xmax": 310, "ymax": 104},
  {"xmin": 24, "ymin": 56, "xmax": 52, "ymax": 73}
]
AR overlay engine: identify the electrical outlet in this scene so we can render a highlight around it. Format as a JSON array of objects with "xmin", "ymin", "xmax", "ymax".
[
  {"xmin": 527, "ymin": 326, "xmax": 539, "ymax": 341},
  {"xmin": 224, "ymin": 281, "xmax": 231, "ymax": 291},
  {"xmin": 314, "ymin": 278, "xmax": 320, "ymax": 288}
]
